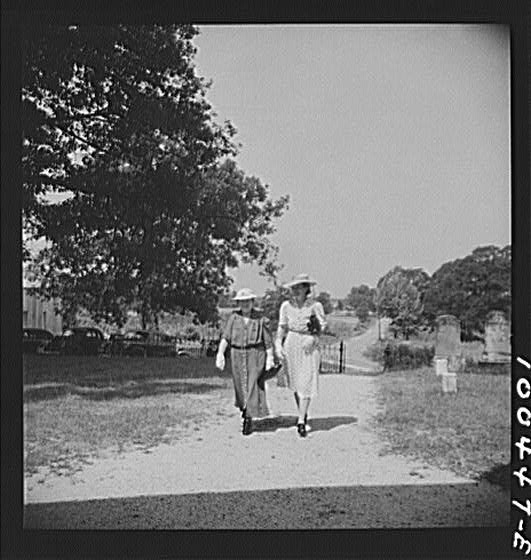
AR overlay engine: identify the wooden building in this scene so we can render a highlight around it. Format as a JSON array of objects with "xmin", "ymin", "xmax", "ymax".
[{"xmin": 22, "ymin": 282, "xmax": 63, "ymax": 334}]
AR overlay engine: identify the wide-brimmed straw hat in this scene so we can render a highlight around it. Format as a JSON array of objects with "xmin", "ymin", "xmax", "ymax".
[
  {"xmin": 284, "ymin": 273, "xmax": 317, "ymax": 289},
  {"xmin": 233, "ymin": 288, "xmax": 257, "ymax": 301}
]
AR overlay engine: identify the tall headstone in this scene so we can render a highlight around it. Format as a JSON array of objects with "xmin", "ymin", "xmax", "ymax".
[
  {"xmin": 483, "ymin": 311, "xmax": 511, "ymax": 363},
  {"xmin": 434, "ymin": 315, "xmax": 462, "ymax": 383},
  {"xmin": 435, "ymin": 315, "xmax": 461, "ymax": 371}
]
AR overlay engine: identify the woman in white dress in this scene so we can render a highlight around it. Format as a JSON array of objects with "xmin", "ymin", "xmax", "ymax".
[{"xmin": 274, "ymin": 274, "xmax": 326, "ymax": 437}]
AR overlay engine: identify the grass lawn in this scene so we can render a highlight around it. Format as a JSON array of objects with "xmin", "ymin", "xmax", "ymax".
[
  {"xmin": 372, "ymin": 367, "xmax": 510, "ymax": 486},
  {"xmin": 326, "ymin": 314, "xmax": 363, "ymax": 339},
  {"xmin": 23, "ymin": 353, "xmax": 228, "ymax": 385},
  {"xmin": 23, "ymin": 354, "xmax": 234, "ymax": 475}
]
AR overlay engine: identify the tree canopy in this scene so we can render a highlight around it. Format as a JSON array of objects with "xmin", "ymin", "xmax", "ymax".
[
  {"xmin": 375, "ymin": 266, "xmax": 431, "ymax": 339},
  {"xmin": 345, "ymin": 284, "xmax": 376, "ymax": 322},
  {"xmin": 22, "ymin": 24, "xmax": 288, "ymax": 327},
  {"xmin": 422, "ymin": 245, "xmax": 511, "ymax": 339},
  {"xmin": 261, "ymin": 285, "xmax": 291, "ymax": 332}
]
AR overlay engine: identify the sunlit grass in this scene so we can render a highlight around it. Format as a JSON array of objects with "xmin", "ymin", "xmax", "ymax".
[
  {"xmin": 23, "ymin": 354, "xmax": 234, "ymax": 474},
  {"xmin": 372, "ymin": 367, "xmax": 510, "ymax": 482},
  {"xmin": 24, "ymin": 387, "xmax": 234, "ymax": 474}
]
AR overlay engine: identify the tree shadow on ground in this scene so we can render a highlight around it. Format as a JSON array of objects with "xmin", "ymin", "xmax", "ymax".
[
  {"xmin": 477, "ymin": 461, "xmax": 510, "ymax": 490},
  {"xmin": 24, "ymin": 481, "xmax": 509, "ymax": 531},
  {"xmin": 253, "ymin": 415, "xmax": 358, "ymax": 433},
  {"xmin": 24, "ymin": 379, "xmax": 228, "ymax": 402}
]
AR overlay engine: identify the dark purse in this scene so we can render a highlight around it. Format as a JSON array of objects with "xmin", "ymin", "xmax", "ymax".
[
  {"xmin": 307, "ymin": 312, "xmax": 321, "ymax": 335},
  {"xmin": 260, "ymin": 359, "xmax": 282, "ymax": 382}
]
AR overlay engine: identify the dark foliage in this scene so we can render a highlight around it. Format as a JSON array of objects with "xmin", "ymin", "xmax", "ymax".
[
  {"xmin": 422, "ymin": 245, "xmax": 511, "ymax": 340},
  {"xmin": 22, "ymin": 24, "xmax": 288, "ymax": 328},
  {"xmin": 375, "ymin": 266, "xmax": 431, "ymax": 339},
  {"xmin": 380, "ymin": 341, "xmax": 435, "ymax": 371}
]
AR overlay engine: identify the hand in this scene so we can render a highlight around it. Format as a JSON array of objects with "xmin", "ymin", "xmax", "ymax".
[
  {"xmin": 266, "ymin": 355, "xmax": 275, "ymax": 371},
  {"xmin": 302, "ymin": 336, "xmax": 317, "ymax": 354},
  {"xmin": 215, "ymin": 352, "xmax": 225, "ymax": 371},
  {"xmin": 274, "ymin": 341, "xmax": 285, "ymax": 360}
]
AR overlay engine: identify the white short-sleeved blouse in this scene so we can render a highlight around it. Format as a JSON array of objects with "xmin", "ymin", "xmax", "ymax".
[{"xmin": 278, "ymin": 299, "xmax": 326, "ymax": 334}]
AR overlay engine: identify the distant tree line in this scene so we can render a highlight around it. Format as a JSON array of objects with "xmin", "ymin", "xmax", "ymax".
[
  {"xmin": 235, "ymin": 244, "xmax": 510, "ymax": 342},
  {"xmin": 342, "ymin": 245, "xmax": 511, "ymax": 341},
  {"xmin": 230, "ymin": 245, "xmax": 511, "ymax": 340}
]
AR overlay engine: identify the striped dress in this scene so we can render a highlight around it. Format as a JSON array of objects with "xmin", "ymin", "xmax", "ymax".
[{"xmin": 222, "ymin": 310, "xmax": 272, "ymax": 418}]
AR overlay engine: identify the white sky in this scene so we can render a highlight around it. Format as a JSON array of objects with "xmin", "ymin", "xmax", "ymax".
[{"xmin": 194, "ymin": 24, "xmax": 511, "ymax": 298}]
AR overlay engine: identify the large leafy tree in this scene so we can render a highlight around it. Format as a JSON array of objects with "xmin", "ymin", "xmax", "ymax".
[
  {"xmin": 422, "ymin": 245, "xmax": 511, "ymax": 339},
  {"xmin": 22, "ymin": 24, "xmax": 288, "ymax": 327},
  {"xmin": 345, "ymin": 284, "xmax": 376, "ymax": 312},
  {"xmin": 345, "ymin": 284, "xmax": 376, "ymax": 322},
  {"xmin": 375, "ymin": 266, "xmax": 431, "ymax": 339},
  {"xmin": 261, "ymin": 285, "xmax": 291, "ymax": 332}
]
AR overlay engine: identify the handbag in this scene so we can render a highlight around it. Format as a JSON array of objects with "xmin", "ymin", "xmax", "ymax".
[
  {"xmin": 260, "ymin": 360, "xmax": 282, "ymax": 382},
  {"xmin": 307, "ymin": 311, "xmax": 321, "ymax": 335}
]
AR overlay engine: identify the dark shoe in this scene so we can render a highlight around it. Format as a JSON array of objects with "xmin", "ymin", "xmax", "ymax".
[
  {"xmin": 241, "ymin": 407, "xmax": 247, "ymax": 419},
  {"xmin": 243, "ymin": 417, "xmax": 253, "ymax": 435},
  {"xmin": 297, "ymin": 423, "xmax": 307, "ymax": 438}
]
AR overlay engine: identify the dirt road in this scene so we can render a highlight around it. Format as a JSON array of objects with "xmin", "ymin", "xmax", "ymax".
[
  {"xmin": 24, "ymin": 371, "xmax": 509, "ymax": 529},
  {"xmin": 342, "ymin": 317, "xmax": 389, "ymax": 373}
]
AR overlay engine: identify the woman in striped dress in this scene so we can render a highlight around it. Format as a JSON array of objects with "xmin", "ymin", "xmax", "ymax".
[
  {"xmin": 274, "ymin": 274, "xmax": 326, "ymax": 437},
  {"xmin": 215, "ymin": 288, "xmax": 275, "ymax": 435}
]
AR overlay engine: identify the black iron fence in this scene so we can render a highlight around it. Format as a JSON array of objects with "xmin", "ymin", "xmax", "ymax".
[{"xmin": 319, "ymin": 340, "xmax": 346, "ymax": 373}]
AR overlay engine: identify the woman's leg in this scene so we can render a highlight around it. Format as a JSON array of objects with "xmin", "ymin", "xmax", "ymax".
[
  {"xmin": 242, "ymin": 356, "xmax": 257, "ymax": 435},
  {"xmin": 245, "ymin": 349, "xmax": 268, "ymax": 417},
  {"xmin": 243, "ymin": 349, "xmax": 270, "ymax": 435},
  {"xmin": 230, "ymin": 350, "xmax": 246, "ymax": 412},
  {"xmin": 298, "ymin": 397, "xmax": 310, "ymax": 424},
  {"xmin": 296, "ymin": 397, "xmax": 310, "ymax": 437}
]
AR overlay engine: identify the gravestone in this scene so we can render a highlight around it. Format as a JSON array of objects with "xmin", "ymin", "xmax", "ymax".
[
  {"xmin": 434, "ymin": 314, "xmax": 462, "ymax": 374},
  {"xmin": 482, "ymin": 311, "xmax": 511, "ymax": 363},
  {"xmin": 441, "ymin": 372, "xmax": 457, "ymax": 393}
]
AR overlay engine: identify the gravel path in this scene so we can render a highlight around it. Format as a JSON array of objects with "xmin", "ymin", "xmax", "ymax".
[
  {"xmin": 24, "ymin": 353, "xmax": 509, "ymax": 529},
  {"xmin": 342, "ymin": 318, "xmax": 389, "ymax": 372},
  {"xmin": 25, "ymin": 374, "xmax": 473, "ymax": 505}
]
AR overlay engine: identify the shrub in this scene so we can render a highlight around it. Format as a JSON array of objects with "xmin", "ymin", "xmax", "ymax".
[
  {"xmin": 380, "ymin": 340, "xmax": 435, "ymax": 371},
  {"xmin": 363, "ymin": 341, "xmax": 387, "ymax": 363},
  {"xmin": 462, "ymin": 360, "xmax": 510, "ymax": 375}
]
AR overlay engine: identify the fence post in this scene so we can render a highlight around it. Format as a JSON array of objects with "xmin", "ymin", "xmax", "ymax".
[
  {"xmin": 343, "ymin": 341, "xmax": 346, "ymax": 373},
  {"xmin": 339, "ymin": 340, "xmax": 344, "ymax": 373}
]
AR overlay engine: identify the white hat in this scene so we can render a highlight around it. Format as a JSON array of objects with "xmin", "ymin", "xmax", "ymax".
[
  {"xmin": 284, "ymin": 273, "xmax": 317, "ymax": 288},
  {"xmin": 233, "ymin": 288, "xmax": 257, "ymax": 301}
]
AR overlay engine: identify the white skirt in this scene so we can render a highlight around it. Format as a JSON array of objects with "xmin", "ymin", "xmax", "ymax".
[{"xmin": 283, "ymin": 331, "xmax": 320, "ymax": 399}]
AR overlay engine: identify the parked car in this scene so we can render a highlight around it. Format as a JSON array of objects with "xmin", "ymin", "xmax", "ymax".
[
  {"xmin": 102, "ymin": 333, "xmax": 125, "ymax": 356},
  {"xmin": 23, "ymin": 328, "xmax": 54, "ymax": 354},
  {"xmin": 205, "ymin": 338, "xmax": 220, "ymax": 357},
  {"xmin": 46, "ymin": 327, "xmax": 105, "ymax": 356},
  {"xmin": 176, "ymin": 338, "xmax": 203, "ymax": 358},
  {"xmin": 121, "ymin": 330, "xmax": 176, "ymax": 357}
]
